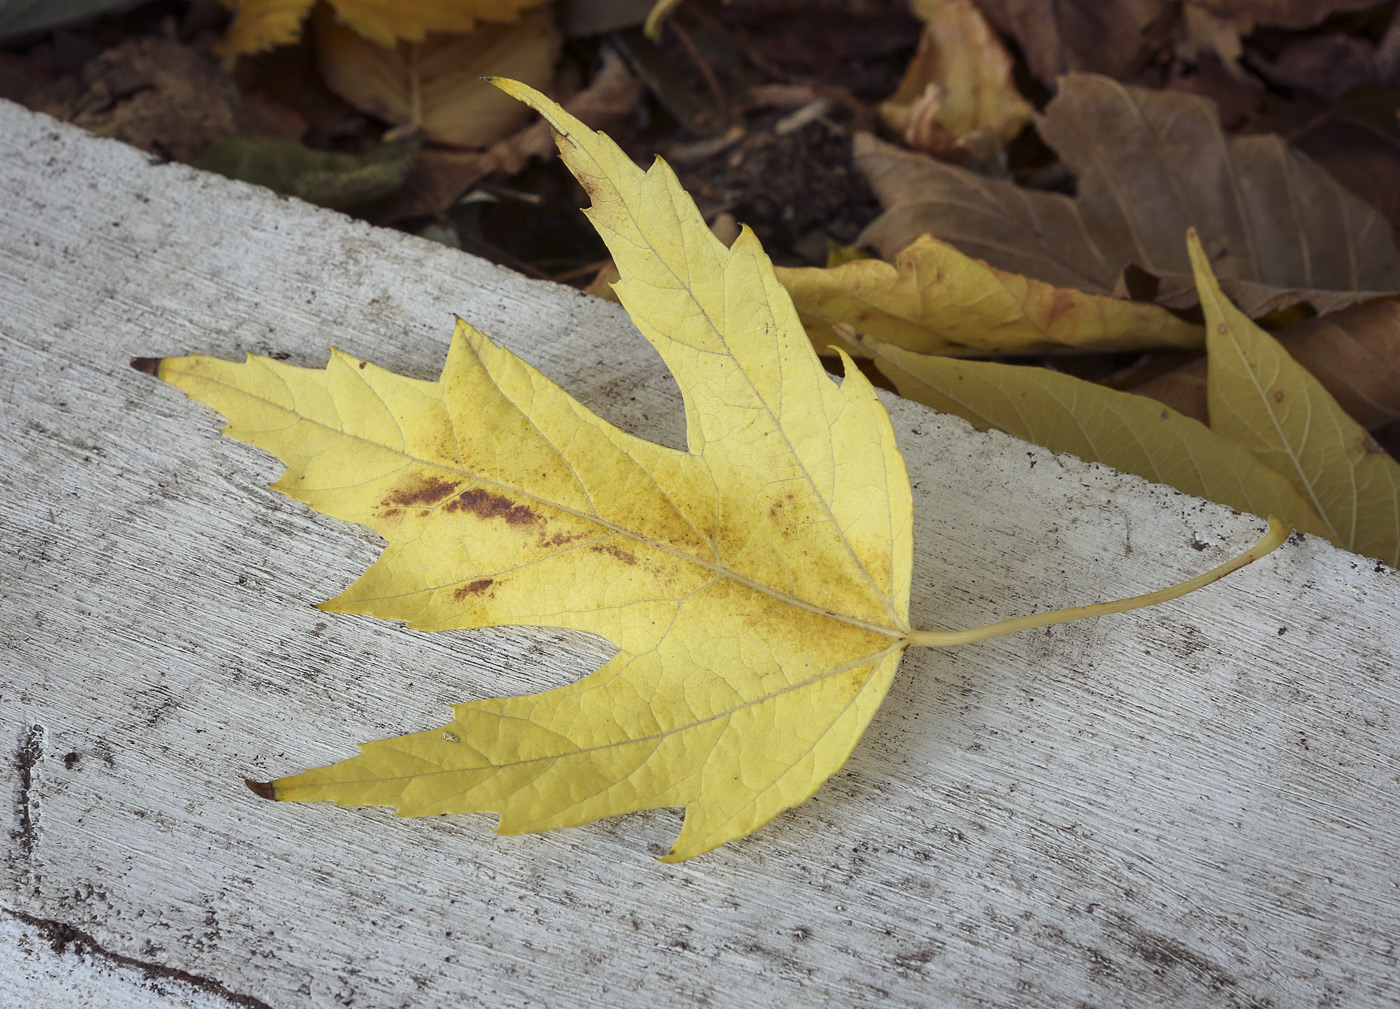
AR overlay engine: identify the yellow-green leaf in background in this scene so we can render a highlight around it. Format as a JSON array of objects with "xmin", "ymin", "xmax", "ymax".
[
  {"xmin": 861, "ymin": 338, "xmax": 1327, "ymax": 538},
  {"xmin": 1189, "ymin": 231, "xmax": 1400, "ymax": 565},
  {"xmin": 150, "ymin": 84, "xmax": 1288, "ymax": 860},
  {"xmin": 776, "ymin": 234, "xmax": 1203, "ymax": 359},
  {"xmin": 220, "ymin": 0, "xmax": 549, "ymax": 55},
  {"xmin": 195, "ymin": 135, "xmax": 419, "ymax": 210},
  {"xmin": 1123, "ymin": 297, "xmax": 1400, "ymax": 431}
]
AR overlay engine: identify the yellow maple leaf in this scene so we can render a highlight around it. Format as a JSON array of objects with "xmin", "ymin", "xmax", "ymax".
[
  {"xmin": 153, "ymin": 83, "xmax": 1287, "ymax": 859},
  {"xmin": 1188, "ymin": 231, "xmax": 1400, "ymax": 566},
  {"xmin": 220, "ymin": 0, "xmax": 548, "ymax": 55}
]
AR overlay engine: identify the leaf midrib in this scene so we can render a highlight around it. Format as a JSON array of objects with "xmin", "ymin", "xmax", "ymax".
[
  {"xmin": 171, "ymin": 364, "xmax": 910, "ymax": 643},
  {"xmin": 334, "ymin": 641, "xmax": 904, "ymax": 783},
  {"xmin": 1200, "ymin": 287, "xmax": 1345, "ymax": 547}
]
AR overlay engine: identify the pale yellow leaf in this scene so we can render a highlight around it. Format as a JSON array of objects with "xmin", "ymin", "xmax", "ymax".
[
  {"xmin": 879, "ymin": 0, "xmax": 1032, "ymax": 152},
  {"xmin": 220, "ymin": 0, "xmax": 548, "ymax": 55},
  {"xmin": 1127, "ymin": 298, "xmax": 1400, "ymax": 430},
  {"xmin": 864, "ymin": 340, "xmax": 1327, "ymax": 538},
  {"xmin": 776, "ymin": 233, "xmax": 1203, "ymax": 358},
  {"xmin": 1189, "ymin": 231, "xmax": 1400, "ymax": 565},
  {"xmin": 315, "ymin": 7, "xmax": 560, "ymax": 148}
]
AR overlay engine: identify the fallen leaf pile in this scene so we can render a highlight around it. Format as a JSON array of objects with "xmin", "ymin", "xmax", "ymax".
[
  {"xmin": 777, "ymin": 64, "xmax": 1400, "ymax": 567},
  {"xmin": 147, "ymin": 83, "xmax": 1285, "ymax": 858},
  {"xmin": 851, "ymin": 75, "xmax": 1400, "ymax": 314}
]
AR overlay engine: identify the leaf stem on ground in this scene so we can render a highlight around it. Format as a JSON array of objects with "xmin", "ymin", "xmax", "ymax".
[{"xmin": 906, "ymin": 518, "xmax": 1290, "ymax": 649}]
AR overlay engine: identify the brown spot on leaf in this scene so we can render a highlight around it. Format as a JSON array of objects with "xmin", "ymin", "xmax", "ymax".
[
  {"xmin": 1045, "ymin": 287, "xmax": 1076, "ymax": 327},
  {"xmin": 358, "ymin": 361, "xmax": 367, "ymax": 370},
  {"xmin": 130, "ymin": 356, "xmax": 161, "ymax": 376},
  {"xmin": 381, "ymin": 507, "xmax": 402, "ymax": 519},
  {"xmin": 591, "ymin": 543, "xmax": 638, "ymax": 566},
  {"xmin": 1363, "ymin": 435, "xmax": 1386, "ymax": 455},
  {"xmin": 387, "ymin": 475, "xmax": 460, "ymax": 508},
  {"xmin": 542, "ymin": 530, "xmax": 581, "ymax": 548},
  {"xmin": 244, "ymin": 778, "xmax": 276, "ymax": 800},
  {"xmin": 1272, "ymin": 390, "xmax": 1285, "ymax": 403},
  {"xmin": 455, "ymin": 578, "xmax": 494, "ymax": 601},
  {"xmin": 445, "ymin": 487, "xmax": 540, "ymax": 526}
]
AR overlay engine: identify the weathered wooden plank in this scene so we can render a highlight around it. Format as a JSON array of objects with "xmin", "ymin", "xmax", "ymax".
[{"xmin": 2, "ymin": 98, "xmax": 1397, "ymax": 1008}]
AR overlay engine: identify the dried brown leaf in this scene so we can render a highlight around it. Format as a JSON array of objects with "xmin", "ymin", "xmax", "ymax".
[
  {"xmin": 1190, "ymin": 0, "xmax": 1377, "ymax": 29},
  {"xmin": 25, "ymin": 37, "xmax": 241, "ymax": 163},
  {"xmin": 1259, "ymin": 32, "xmax": 1378, "ymax": 101},
  {"xmin": 971, "ymin": 0, "xmax": 1168, "ymax": 82},
  {"xmin": 315, "ymin": 7, "xmax": 560, "ymax": 149},
  {"xmin": 858, "ymin": 74, "xmax": 1400, "ymax": 316},
  {"xmin": 959, "ymin": 1, "xmax": 1377, "ymax": 87},
  {"xmin": 373, "ymin": 54, "xmax": 642, "ymax": 221},
  {"xmin": 1294, "ymin": 87, "xmax": 1400, "ymax": 242}
]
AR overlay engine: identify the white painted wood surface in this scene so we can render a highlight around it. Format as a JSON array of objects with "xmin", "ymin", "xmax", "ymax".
[{"xmin": 2, "ymin": 99, "xmax": 1398, "ymax": 1009}]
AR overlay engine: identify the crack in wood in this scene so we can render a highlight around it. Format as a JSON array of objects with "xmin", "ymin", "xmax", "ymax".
[
  {"xmin": 4, "ymin": 905, "xmax": 276, "ymax": 1009},
  {"xmin": 11, "ymin": 723, "xmax": 43, "ymax": 861}
]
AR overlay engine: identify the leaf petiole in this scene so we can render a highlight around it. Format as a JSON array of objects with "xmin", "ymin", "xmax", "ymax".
[{"xmin": 907, "ymin": 518, "xmax": 1290, "ymax": 649}]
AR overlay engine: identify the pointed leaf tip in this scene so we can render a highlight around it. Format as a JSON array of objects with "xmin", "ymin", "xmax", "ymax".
[
  {"xmin": 130, "ymin": 357, "xmax": 162, "ymax": 376},
  {"xmin": 245, "ymin": 778, "xmax": 277, "ymax": 800}
]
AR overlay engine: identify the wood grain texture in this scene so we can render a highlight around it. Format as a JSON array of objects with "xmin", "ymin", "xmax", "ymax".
[{"xmin": 2, "ymin": 99, "xmax": 1398, "ymax": 1008}]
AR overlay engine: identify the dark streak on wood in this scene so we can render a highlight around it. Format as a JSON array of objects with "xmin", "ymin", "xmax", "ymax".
[
  {"xmin": 12, "ymin": 724, "xmax": 44, "ymax": 859},
  {"xmin": 3, "ymin": 905, "xmax": 276, "ymax": 1009}
]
